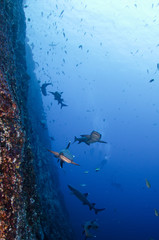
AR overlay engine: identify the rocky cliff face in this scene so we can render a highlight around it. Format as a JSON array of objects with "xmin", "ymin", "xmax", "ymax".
[{"xmin": 0, "ymin": 1, "xmax": 73, "ymax": 239}]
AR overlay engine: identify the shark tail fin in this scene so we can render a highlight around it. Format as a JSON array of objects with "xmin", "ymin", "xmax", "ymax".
[
  {"xmin": 94, "ymin": 207, "xmax": 105, "ymax": 214},
  {"xmin": 61, "ymin": 102, "xmax": 68, "ymax": 108}
]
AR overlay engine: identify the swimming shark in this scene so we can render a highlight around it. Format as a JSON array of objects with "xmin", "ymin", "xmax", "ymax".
[
  {"xmin": 82, "ymin": 220, "xmax": 99, "ymax": 239},
  {"xmin": 49, "ymin": 91, "xmax": 68, "ymax": 108},
  {"xmin": 48, "ymin": 142, "xmax": 79, "ymax": 168},
  {"xmin": 74, "ymin": 131, "xmax": 107, "ymax": 145},
  {"xmin": 41, "ymin": 83, "xmax": 52, "ymax": 96},
  {"xmin": 68, "ymin": 185, "xmax": 105, "ymax": 214}
]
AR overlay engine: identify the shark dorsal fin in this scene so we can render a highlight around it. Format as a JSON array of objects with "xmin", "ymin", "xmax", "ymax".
[
  {"xmin": 80, "ymin": 134, "xmax": 90, "ymax": 138},
  {"xmin": 83, "ymin": 193, "xmax": 88, "ymax": 197}
]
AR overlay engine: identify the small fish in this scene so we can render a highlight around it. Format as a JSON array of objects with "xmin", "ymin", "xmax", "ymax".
[
  {"xmin": 84, "ymin": 171, "xmax": 89, "ymax": 174},
  {"xmin": 50, "ymin": 136, "xmax": 55, "ymax": 141},
  {"xmin": 149, "ymin": 79, "xmax": 154, "ymax": 83},
  {"xmin": 80, "ymin": 184, "xmax": 87, "ymax": 187},
  {"xmin": 145, "ymin": 179, "xmax": 151, "ymax": 188},
  {"xmin": 49, "ymin": 42, "xmax": 58, "ymax": 47},
  {"xmin": 59, "ymin": 10, "xmax": 64, "ymax": 18},
  {"xmin": 95, "ymin": 168, "xmax": 100, "ymax": 172},
  {"xmin": 79, "ymin": 45, "xmax": 83, "ymax": 49},
  {"xmin": 154, "ymin": 208, "xmax": 159, "ymax": 216},
  {"xmin": 157, "ymin": 63, "xmax": 159, "ymax": 70}
]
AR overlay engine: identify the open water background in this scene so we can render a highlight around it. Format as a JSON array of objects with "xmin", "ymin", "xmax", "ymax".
[{"xmin": 24, "ymin": 1, "xmax": 159, "ymax": 239}]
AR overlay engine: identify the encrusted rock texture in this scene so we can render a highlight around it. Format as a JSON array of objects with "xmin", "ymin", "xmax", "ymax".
[{"xmin": 0, "ymin": 0, "xmax": 73, "ymax": 239}]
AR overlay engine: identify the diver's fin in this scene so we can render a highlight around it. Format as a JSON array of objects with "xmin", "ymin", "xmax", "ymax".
[
  {"xmin": 66, "ymin": 142, "xmax": 71, "ymax": 149},
  {"xmin": 94, "ymin": 207, "xmax": 105, "ymax": 214},
  {"xmin": 98, "ymin": 140, "xmax": 107, "ymax": 144},
  {"xmin": 83, "ymin": 193, "xmax": 88, "ymax": 197}
]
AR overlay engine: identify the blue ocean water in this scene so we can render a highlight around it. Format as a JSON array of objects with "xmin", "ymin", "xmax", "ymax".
[{"xmin": 24, "ymin": 1, "xmax": 159, "ymax": 239}]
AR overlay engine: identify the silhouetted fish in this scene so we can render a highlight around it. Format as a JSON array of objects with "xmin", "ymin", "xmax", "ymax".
[
  {"xmin": 59, "ymin": 10, "xmax": 64, "ymax": 18},
  {"xmin": 49, "ymin": 91, "xmax": 68, "ymax": 108},
  {"xmin": 149, "ymin": 79, "xmax": 154, "ymax": 83},
  {"xmin": 68, "ymin": 185, "xmax": 105, "ymax": 214},
  {"xmin": 41, "ymin": 83, "xmax": 52, "ymax": 96}
]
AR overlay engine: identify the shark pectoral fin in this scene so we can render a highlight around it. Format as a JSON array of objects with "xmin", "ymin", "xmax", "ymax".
[
  {"xmin": 83, "ymin": 193, "xmax": 88, "ymax": 197},
  {"xmin": 47, "ymin": 149, "xmax": 59, "ymax": 157},
  {"xmin": 98, "ymin": 140, "xmax": 107, "ymax": 143},
  {"xmin": 66, "ymin": 141, "xmax": 71, "ymax": 149},
  {"xmin": 60, "ymin": 160, "xmax": 64, "ymax": 168},
  {"xmin": 71, "ymin": 161, "xmax": 80, "ymax": 166}
]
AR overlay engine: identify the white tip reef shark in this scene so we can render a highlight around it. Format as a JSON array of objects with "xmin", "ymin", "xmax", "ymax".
[
  {"xmin": 74, "ymin": 130, "xmax": 107, "ymax": 145},
  {"xmin": 48, "ymin": 142, "xmax": 79, "ymax": 168},
  {"xmin": 41, "ymin": 82, "xmax": 52, "ymax": 96},
  {"xmin": 68, "ymin": 185, "xmax": 105, "ymax": 214},
  {"xmin": 49, "ymin": 91, "xmax": 68, "ymax": 108}
]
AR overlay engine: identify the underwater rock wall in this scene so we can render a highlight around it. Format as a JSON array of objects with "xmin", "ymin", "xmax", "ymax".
[{"xmin": 0, "ymin": 0, "xmax": 73, "ymax": 239}]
